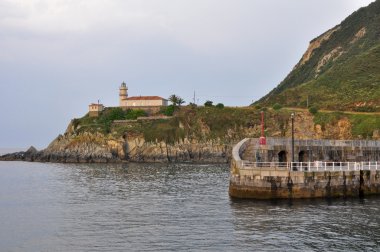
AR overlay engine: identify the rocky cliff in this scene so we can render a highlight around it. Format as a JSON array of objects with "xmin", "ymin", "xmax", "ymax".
[{"xmin": 38, "ymin": 129, "xmax": 232, "ymax": 163}]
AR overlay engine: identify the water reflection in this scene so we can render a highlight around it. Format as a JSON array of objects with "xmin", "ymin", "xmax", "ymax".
[
  {"xmin": 0, "ymin": 162, "xmax": 379, "ymax": 251},
  {"xmin": 229, "ymin": 197, "xmax": 380, "ymax": 251}
]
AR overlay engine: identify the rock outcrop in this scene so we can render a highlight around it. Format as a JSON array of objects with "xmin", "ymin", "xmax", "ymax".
[
  {"xmin": 1, "ymin": 131, "xmax": 233, "ymax": 164},
  {"xmin": 295, "ymin": 26, "xmax": 341, "ymax": 68}
]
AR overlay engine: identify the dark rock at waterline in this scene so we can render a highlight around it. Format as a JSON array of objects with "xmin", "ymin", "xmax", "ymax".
[
  {"xmin": 0, "ymin": 146, "xmax": 229, "ymax": 164},
  {"xmin": 0, "ymin": 148, "xmax": 122, "ymax": 163}
]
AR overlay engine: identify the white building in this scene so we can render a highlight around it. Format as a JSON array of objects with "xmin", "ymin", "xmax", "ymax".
[
  {"xmin": 119, "ymin": 82, "xmax": 168, "ymax": 107},
  {"xmin": 88, "ymin": 103, "xmax": 104, "ymax": 117}
]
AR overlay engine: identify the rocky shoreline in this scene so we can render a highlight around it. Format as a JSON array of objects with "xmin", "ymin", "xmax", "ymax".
[
  {"xmin": 0, "ymin": 150, "xmax": 231, "ymax": 164},
  {"xmin": 0, "ymin": 147, "xmax": 122, "ymax": 163},
  {"xmin": 0, "ymin": 136, "xmax": 233, "ymax": 164}
]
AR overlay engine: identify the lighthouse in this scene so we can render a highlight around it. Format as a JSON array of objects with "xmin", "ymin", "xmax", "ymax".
[{"xmin": 119, "ymin": 82, "xmax": 128, "ymax": 107}]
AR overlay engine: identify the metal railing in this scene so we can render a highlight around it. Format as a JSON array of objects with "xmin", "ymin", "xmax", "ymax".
[
  {"xmin": 263, "ymin": 138, "xmax": 380, "ymax": 148},
  {"xmin": 241, "ymin": 161, "xmax": 379, "ymax": 172},
  {"xmin": 241, "ymin": 161, "xmax": 290, "ymax": 171}
]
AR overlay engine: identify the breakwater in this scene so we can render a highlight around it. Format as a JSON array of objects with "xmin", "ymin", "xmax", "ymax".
[{"xmin": 229, "ymin": 138, "xmax": 380, "ymax": 199}]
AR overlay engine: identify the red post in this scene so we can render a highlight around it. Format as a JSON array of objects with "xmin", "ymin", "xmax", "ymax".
[{"xmin": 259, "ymin": 111, "xmax": 266, "ymax": 145}]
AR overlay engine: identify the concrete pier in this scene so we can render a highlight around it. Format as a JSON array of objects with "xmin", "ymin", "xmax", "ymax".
[{"xmin": 229, "ymin": 138, "xmax": 380, "ymax": 199}]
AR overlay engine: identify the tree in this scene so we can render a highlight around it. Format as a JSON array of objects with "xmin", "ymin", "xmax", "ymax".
[
  {"xmin": 204, "ymin": 100, "xmax": 213, "ymax": 107},
  {"xmin": 168, "ymin": 94, "xmax": 185, "ymax": 107},
  {"xmin": 168, "ymin": 94, "xmax": 179, "ymax": 106},
  {"xmin": 215, "ymin": 103, "xmax": 224, "ymax": 109},
  {"xmin": 177, "ymin": 97, "xmax": 185, "ymax": 106}
]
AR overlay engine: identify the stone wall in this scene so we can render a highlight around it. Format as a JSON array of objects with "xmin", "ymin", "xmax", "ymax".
[
  {"xmin": 229, "ymin": 138, "xmax": 380, "ymax": 199},
  {"xmin": 120, "ymin": 99, "xmax": 168, "ymax": 107},
  {"xmin": 242, "ymin": 138, "xmax": 380, "ymax": 163},
  {"xmin": 120, "ymin": 106, "xmax": 162, "ymax": 115},
  {"xmin": 229, "ymin": 169, "xmax": 380, "ymax": 199}
]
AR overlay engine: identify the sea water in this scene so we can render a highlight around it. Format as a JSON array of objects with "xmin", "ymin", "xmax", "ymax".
[{"xmin": 0, "ymin": 161, "xmax": 379, "ymax": 251}]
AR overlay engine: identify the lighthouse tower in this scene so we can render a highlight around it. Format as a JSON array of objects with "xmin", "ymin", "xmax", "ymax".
[{"xmin": 119, "ymin": 82, "xmax": 128, "ymax": 107}]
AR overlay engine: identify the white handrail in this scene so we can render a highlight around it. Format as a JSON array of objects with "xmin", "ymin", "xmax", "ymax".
[{"xmin": 240, "ymin": 161, "xmax": 380, "ymax": 172}]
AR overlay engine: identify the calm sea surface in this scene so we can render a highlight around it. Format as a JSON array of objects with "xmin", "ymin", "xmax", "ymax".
[{"xmin": 0, "ymin": 161, "xmax": 379, "ymax": 251}]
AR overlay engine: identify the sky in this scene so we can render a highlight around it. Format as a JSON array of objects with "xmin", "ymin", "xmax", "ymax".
[{"xmin": 0, "ymin": 0, "xmax": 375, "ymax": 149}]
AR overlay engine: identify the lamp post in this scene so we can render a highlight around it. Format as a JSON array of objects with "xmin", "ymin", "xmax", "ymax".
[{"xmin": 291, "ymin": 113, "xmax": 295, "ymax": 170}]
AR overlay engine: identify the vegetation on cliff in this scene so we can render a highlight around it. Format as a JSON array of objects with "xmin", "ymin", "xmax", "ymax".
[
  {"xmin": 313, "ymin": 111, "xmax": 380, "ymax": 139},
  {"xmin": 256, "ymin": 0, "xmax": 380, "ymax": 112},
  {"xmin": 72, "ymin": 107, "xmax": 147, "ymax": 134},
  {"xmin": 71, "ymin": 106, "xmax": 380, "ymax": 143},
  {"xmin": 73, "ymin": 106, "xmax": 264, "ymax": 143}
]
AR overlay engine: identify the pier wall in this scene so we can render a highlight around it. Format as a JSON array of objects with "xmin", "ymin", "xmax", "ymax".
[
  {"xmin": 229, "ymin": 138, "xmax": 380, "ymax": 199},
  {"xmin": 229, "ymin": 169, "xmax": 380, "ymax": 199}
]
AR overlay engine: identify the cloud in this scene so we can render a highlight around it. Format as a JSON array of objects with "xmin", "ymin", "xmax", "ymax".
[
  {"xmin": 1, "ymin": 0, "xmax": 376, "ymax": 52},
  {"xmin": 0, "ymin": 0, "xmax": 375, "ymax": 147},
  {"xmin": 0, "ymin": 0, "xmax": 167, "ymax": 34}
]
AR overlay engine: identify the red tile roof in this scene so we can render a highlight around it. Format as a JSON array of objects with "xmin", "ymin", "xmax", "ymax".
[{"xmin": 126, "ymin": 96, "xmax": 167, "ymax": 101}]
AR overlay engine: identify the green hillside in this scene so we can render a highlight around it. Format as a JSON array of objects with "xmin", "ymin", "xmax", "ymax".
[
  {"xmin": 256, "ymin": 0, "xmax": 380, "ymax": 112},
  {"xmin": 71, "ymin": 105, "xmax": 380, "ymax": 142}
]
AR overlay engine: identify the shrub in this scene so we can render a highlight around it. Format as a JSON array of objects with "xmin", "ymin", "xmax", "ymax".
[
  {"xmin": 204, "ymin": 100, "xmax": 213, "ymax": 107},
  {"xmin": 125, "ymin": 109, "xmax": 147, "ymax": 120},
  {"xmin": 72, "ymin": 118, "xmax": 80, "ymax": 128},
  {"xmin": 106, "ymin": 107, "xmax": 126, "ymax": 121},
  {"xmin": 215, "ymin": 103, "xmax": 224, "ymax": 109},
  {"xmin": 272, "ymin": 103, "xmax": 282, "ymax": 110},
  {"xmin": 143, "ymin": 118, "xmax": 185, "ymax": 144},
  {"xmin": 309, "ymin": 106, "xmax": 319, "ymax": 115},
  {"xmin": 161, "ymin": 105, "xmax": 175, "ymax": 116},
  {"xmin": 95, "ymin": 108, "xmax": 125, "ymax": 133}
]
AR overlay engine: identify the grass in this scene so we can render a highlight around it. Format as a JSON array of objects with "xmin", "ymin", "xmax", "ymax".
[
  {"xmin": 313, "ymin": 111, "xmax": 380, "ymax": 138},
  {"xmin": 349, "ymin": 114, "xmax": 380, "ymax": 138},
  {"xmin": 313, "ymin": 112, "xmax": 345, "ymax": 130},
  {"xmin": 72, "ymin": 106, "xmax": 293, "ymax": 143},
  {"xmin": 71, "ymin": 106, "xmax": 380, "ymax": 144},
  {"xmin": 73, "ymin": 107, "xmax": 147, "ymax": 134}
]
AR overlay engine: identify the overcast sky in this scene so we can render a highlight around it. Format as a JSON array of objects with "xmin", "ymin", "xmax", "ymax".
[{"xmin": 0, "ymin": 0, "xmax": 375, "ymax": 149}]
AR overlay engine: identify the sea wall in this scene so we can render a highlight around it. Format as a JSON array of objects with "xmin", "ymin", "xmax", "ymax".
[
  {"xmin": 229, "ymin": 138, "xmax": 380, "ymax": 199},
  {"xmin": 229, "ymin": 169, "xmax": 380, "ymax": 199}
]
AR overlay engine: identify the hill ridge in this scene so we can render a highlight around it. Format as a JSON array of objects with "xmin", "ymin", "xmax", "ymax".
[{"xmin": 256, "ymin": 0, "xmax": 380, "ymax": 112}]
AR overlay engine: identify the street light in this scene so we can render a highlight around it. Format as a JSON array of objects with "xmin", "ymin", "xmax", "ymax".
[{"xmin": 291, "ymin": 113, "xmax": 295, "ymax": 170}]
